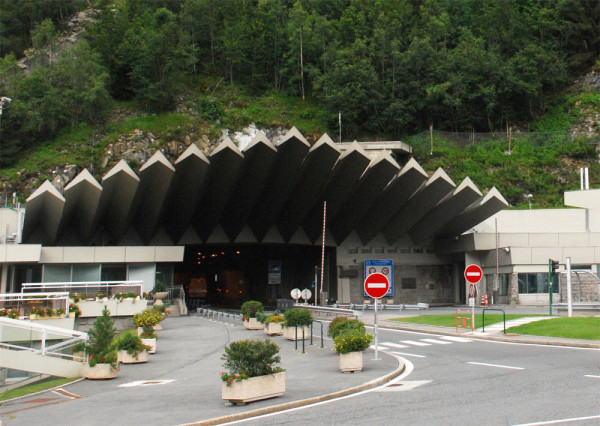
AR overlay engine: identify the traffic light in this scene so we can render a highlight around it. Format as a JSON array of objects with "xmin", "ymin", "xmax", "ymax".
[{"xmin": 551, "ymin": 260, "xmax": 559, "ymax": 273}]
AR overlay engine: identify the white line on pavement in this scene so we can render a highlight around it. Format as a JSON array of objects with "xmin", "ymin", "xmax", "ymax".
[
  {"xmin": 421, "ymin": 338, "xmax": 452, "ymax": 345},
  {"xmin": 381, "ymin": 342, "xmax": 409, "ymax": 349},
  {"xmin": 391, "ymin": 351, "xmax": 426, "ymax": 358},
  {"xmin": 401, "ymin": 340, "xmax": 431, "ymax": 346},
  {"xmin": 440, "ymin": 336, "xmax": 472, "ymax": 343},
  {"xmin": 467, "ymin": 361, "xmax": 524, "ymax": 370},
  {"xmin": 512, "ymin": 414, "xmax": 600, "ymax": 425},
  {"xmin": 584, "ymin": 375, "xmax": 600, "ymax": 379}
]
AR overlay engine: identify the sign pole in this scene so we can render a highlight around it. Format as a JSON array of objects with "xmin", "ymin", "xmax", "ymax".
[{"xmin": 374, "ymin": 297, "xmax": 379, "ymax": 360}]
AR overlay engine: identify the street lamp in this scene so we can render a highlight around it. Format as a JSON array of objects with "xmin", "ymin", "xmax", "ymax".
[{"xmin": 526, "ymin": 193, "xmax": 532, "ymax": 210}]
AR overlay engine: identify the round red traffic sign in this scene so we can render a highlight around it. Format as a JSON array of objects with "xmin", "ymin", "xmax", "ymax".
[
  {"xmin": 364, "ymin": 273, "xmax": 390, "ymax": 299},
  {"xmin": 464, "ymin": 264, "xmax": 483, "ymax": 284}
]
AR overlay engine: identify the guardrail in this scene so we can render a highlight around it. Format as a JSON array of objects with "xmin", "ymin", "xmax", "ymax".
[
  {"xmin": 22, "ymin": 281, "xmax": 143, "ymax": 298},
  {"xmin": 196, "ymin": 308, "xmax": 243, "ymax": 325},
  {"xmin": 0, "ymin": 292, "xmax": 70, "ymax": 318},
  {"xmin": 292, "ymin": 304, "xmax": 357, "ymax": 319}
]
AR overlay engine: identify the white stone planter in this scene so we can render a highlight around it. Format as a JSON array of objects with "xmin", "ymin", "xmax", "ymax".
[
  {"xmin": 141, "ymin": 338, "xmax": 156, "ymax": 353},
  {"xmin": 153, "ymin": 292, "xmax": 169, "ymax": 307},
  {"xmin": 81, "ymin": 363, "xmax": 118, "ymax": 379},
  {"xmin": 339, "ymin": 351, "xmax": 363, "ymax": 372},
  {"xmin": 78, "ymin": 299, "xmax": 147, "ymax": 318},
  {"xmin": 283, "ymin": 326, "xmax": 309, "ymax": 341},
  {"xmin": 264, "ymin": 322, "xmax": 283, "ymax": 336},
  {"xmin": 222, "ymin": 372, "xmax": 285, "ymax": 405},
  {"xmin": 244, "ymin": 317, "xmax": 263, "ymax": 330},
  {"xmin": 118, "ymin": 349, "xmax": 149, "ymax": 364}
]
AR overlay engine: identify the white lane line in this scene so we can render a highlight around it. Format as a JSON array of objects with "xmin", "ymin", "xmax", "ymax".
[
  {"xmin": 512, "ymin": 414, "xmax": 600, "ymax": 425},
  {"xmin": 391, "ymin": 351, "xmax": 426, "ymax": 358},
  {"xmin": 381, "ymin": 342, "xmax": 409, "ymax": 349},
  {"xmin": 584, "ymin": 375, "xmax": 600, "ymax": 379},
  {"xmin": 370, "ymin": 345, "xmax": 389, "ymax": 351},
  {"xmin": 421, "ymin": 338, "xmax": 452, "ymax": 345},
  {"xmin": 440, "ymin": 336, "xmax": 472, "ymax": 343},
  {"xmin": 401, "ymin": 340, "xmax": 431, "ymax": 346},
  {"xmin": 468, "ymin": 361, "xmax": 524, "ymax": 370}
]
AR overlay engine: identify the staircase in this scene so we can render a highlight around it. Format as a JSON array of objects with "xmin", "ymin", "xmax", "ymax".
[{"xmin": 0, "ymin": 317, "xmax": 87, "ymax": 378}]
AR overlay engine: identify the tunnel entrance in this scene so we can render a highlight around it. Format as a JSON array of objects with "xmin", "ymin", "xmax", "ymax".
[{"xmin": 174, "ymin": 244, "xmax": 336, "ymax": 309}]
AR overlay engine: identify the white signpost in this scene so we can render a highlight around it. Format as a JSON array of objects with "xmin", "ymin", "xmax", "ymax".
[{"xmin": 364, "ymin": 273, "xmax": 390, "ymax": 361}]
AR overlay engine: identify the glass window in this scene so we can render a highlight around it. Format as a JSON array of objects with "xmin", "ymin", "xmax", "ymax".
[
  {"xmin": 518, "ymin": 273, "xmax": 559, "ymax": 293},
  {"xmin": 101, "ymin": 264, "xmax": 126, "ymax": 281},
  {"xmin": 43, "ymin": 264, "xmax": 71, "ymax": 282},
  {"xmin": 72, "ymin": 264, "xmax": 100, "ymax": 282},
  {"xmin": 499, "ymin": 274, "xmax": 509, "ymax": 296}
]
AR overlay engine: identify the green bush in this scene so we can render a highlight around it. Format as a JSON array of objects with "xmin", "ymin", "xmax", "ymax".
[
  {"xmin": 220, "ymin": 339, "xmax": 284, "ymax": 385},
  {"xmin": 333, "ymin": 329, "xmax": 373, "ymax": 354},
  {"xmin": 283, "ymin": 308, "xmax": 312, "ymax": 327},
  {"xmin": 85, "ymin": 307, "xmax": 118, "ymax": 369},
  {"xmin": 113, "ymin": 330, "xmax": 151, "ymax": 359},
  {"xmin": 264, "ymin": 315, "xmax": 285, "ymax": 324},
  {"xmin": 328, "ymin": 317, "xmax": 365, "ymax": 339},
  {"xmin": 241, "ymin": 301, "xmax": 264, "ymax": 319}
]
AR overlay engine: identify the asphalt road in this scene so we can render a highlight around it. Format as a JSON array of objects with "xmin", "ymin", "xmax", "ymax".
[{"xmin": 233, "ymin": 326, "xmax": 600, "ymax": 426}]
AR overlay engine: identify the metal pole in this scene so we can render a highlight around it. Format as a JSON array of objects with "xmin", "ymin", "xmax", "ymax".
[
  {"xmin": 566, "ymin": 257, "xmax": 572, "ymax": 317},
  {"xmin": 548, "ymin": 259, "xmax": 553, "ymax": 316},
  {"xmin": 319, "ymin": 201, "xmax": 326, "ymax": 306},
  {"xmin": 374, "ymin": 297, "xmax": 379, "ymax": 360}
]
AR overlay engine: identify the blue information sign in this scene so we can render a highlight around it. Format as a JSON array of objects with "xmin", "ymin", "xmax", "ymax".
[{"xmin": 364, "ymin": 259, "xmax": 394, "ymax": 296}]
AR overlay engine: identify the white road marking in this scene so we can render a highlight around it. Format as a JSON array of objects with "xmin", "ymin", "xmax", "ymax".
[
  {"xmin": 391, "ymin": 351, "xmax": 426, "ymax": 358},
  {"xmin": 381, "ymin": 342, "xmax": 409, "ymax": 349},
  {"xmin": 440, "ymin": 336, "xmax": 472, "ymax": 343},
  {"xmin": 512, "ymin": 414, "xmax": 600, "ymax": 425},
  {"xmin": 584, "ymin": 375, "xmax": 600, "ymax": 379},
  {"xmin": 468, "ymin": 361, "xmax": 524, "ymax": 370},
  {"xmin": 370, "ymin": 345, "xmax": 389, "ymax": 351},
  {"xmin": 421, "ymin": 338, "xmax": 452, "ymax": 345},
  {"xmin": 376, "ymin": 380, "xmax": 432, "ymax": 392},
  {"xmin": 119, "ymin": 379, "xmax": 175, "ymax": 387},
  {"xmin": 401, "ymin": 340, "xmax": 431, "ymax": 346}
]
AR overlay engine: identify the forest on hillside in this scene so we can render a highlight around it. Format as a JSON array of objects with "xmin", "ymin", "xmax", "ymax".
[{"xmin": 0, "ymin": 0, "xmax": 598, "ymax": 168}]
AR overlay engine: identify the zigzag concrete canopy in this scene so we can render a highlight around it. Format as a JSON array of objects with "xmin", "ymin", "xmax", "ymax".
[{"xmin": 22, "ymin": 128, "xmax": 508, "ymax": 247}]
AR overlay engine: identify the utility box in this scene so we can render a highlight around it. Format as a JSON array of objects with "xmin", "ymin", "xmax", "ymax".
[{"xmin": 277, "ymin": 299, "xmax": 294, "ymax": 312}]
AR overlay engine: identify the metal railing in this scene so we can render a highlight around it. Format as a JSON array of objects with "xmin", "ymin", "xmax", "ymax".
[
  {"xmin": 0, "ymin": 317, "xmax": 87, "ymax": 361},
  {"xmin": 0, "ymin": 292, "xmax": 70, "ymax": 318},
  {"xmin": 21, "ymin": 281, "xmax": 143, "ymax": 298},
  {"xmin": 196, "ymin": 308, "xmax": 243, "ymax": 325},
  {"xmin": 482, "ymin": 308, "xmax": 506, "ymax": 334}
]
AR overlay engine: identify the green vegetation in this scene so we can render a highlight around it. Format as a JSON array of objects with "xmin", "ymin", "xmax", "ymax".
[
  {"xmin": 0, "ymin": 377, "xmax": 78, "ymax": 402},
  {"xmin": 507, "ymin": 317, "xmax": 600, "ymax": 340},
  {"xmin": 391, "ymin": 314, "xmax": 544, "ymax": 329}
]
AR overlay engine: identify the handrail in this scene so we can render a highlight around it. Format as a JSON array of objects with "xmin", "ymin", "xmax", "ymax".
[
  {"xmin": 292, "ymin": 304, "xmax": 356, "ymax": 318},
  {"xmin": 311, "ymin": 320, "xmax": 324, "ymax": 348},
  {"xmin": 22, "ymin": 281, "xmax": 143, "ymax": 297},
  {"xmin": 482, "ymin": 308, "xmax": 506, "ymax": 334},
  {"xmin": 0, "ymin": 292, "xmax": 70, "ymax": 318}
]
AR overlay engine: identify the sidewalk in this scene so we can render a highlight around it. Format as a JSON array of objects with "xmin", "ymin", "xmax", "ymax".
[{"xmin": 0, "ymin": 315, "xmax": 402, "ymax": 426}]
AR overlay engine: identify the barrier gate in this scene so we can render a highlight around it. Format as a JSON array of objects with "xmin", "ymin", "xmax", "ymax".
[{"xmin": 456, "ymin": 309, "xmax": 474, "ymax": 332}]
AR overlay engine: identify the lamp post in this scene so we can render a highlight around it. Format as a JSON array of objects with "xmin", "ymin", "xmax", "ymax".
[{"xmin": 526, "ymin": 193, "xmax": 532, "ymax": 210}]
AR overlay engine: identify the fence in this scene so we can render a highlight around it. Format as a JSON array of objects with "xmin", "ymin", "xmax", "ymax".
[
  {"xmin": 0, "ymin": 292, "xmax": 70, "ymax": 318},
  {"xmin": 21, "ymin": 281, "xmax": 143, "ymax": 298}
]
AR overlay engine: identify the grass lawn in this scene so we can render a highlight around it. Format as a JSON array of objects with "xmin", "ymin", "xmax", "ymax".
[
  {"xmin": 390, "ymin": 314, "xmax": 543, "ymax": 329},
  {"xmin": 0, "ymin": 377, "xmax": 79, "ymax": 402},
  {"xmin": 506, "ymin": 317, "xmax": 600, "ymax": 340}
]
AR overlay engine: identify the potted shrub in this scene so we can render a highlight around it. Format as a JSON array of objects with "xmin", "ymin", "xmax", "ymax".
[
  {"xmin": 133, "ymin": 309, "xmax": 162, "ymax": 333},
  {"xmin": 0, "ymin": 308, "xmax": 19, "ymax": 319},
  {"xmin": 333, "ymin": 327, "xmax": 373, "ymax": 373},
  {"xmin": 282, "ymin": 308, "xmax": 312, "ymax": 341},
  {"xmin": 140, "ymin": 325, "xmax": 157, "ymax": 353},
  {"xmin": 69, "ymin": 304, "xmax": 81, "ymax": 318},
  {"xmin": 221, "ymin": 339, "xmax": 285, "ymax": 405},
  {"xmin": 114, "ymin": 330, "xmax": 151, "ymax": 363},
  {"xmin": 81, "ymin": 307, "xmax": 119, "ymax": 379},
  {"xmin": 152, "ymin": 278, "xmax": 168, "ymax": 306},
  {"xmin": 263, "ymin": 314, "xmax": 285, "ymax": 336},
  {"xmin": 241, "ymin": 301, "xmax": 264, "ymax": 330},
  {"xmin": 328, "ymin": 317, "xmax": 366, "ymax": 339}
]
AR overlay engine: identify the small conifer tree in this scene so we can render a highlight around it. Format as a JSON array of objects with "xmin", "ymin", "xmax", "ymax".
[{"xmin": 86, "ymin": 306, "xmax": 117, "ymax": 368}]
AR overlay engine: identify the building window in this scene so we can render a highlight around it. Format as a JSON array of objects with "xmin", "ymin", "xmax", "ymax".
[
  {"xmin": 499, "ymin": 274, "xmax": 509, "ymax": 296},
  {"xmin": 360, "ymin": 247, "xmax": 372, "ymax": 254},
  {"xmin": 399, "ymin": 248, "xmax": 410, "ymax": 253},
  {"xmin": 412, "ymin": 248, "xmax": 423, "ymax": 254},
  {"xmin": 517, "ymin": 273, "xmax": 559, "ymax": 294},
  {"xmin": 72, "ymin": 264, "xmax": 100, "ymax": 282},
  {"xmin": 426, "ymin": 248, "xmax": 435, "ymax": 254},
  {"xmin": 101, "ymin": 264, "xmax": 126, "ymax": 281},
  {"xmin": 387, "ymin": 248, "xmax": 397, "ymax": 253},
  {"xmin": 402, "ymin": 278, "xmax": 416, "ymax": 289},
  {"xmin": 348, "ymin": 248, "xmax": 358, "ymax": 254},
  {"xmin": 374, "ymin": 247, "xmax": 384, "ymax": 254},
  {"xmin": 43, "ymin": 264, "xmax": 71, "ymax": 282}
]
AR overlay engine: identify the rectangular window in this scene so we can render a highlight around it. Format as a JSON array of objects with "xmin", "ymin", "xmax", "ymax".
[
  {"xmin": 402, "ymin": 278, "xmax": 416, "ymax": 289},
  {"xmin": 360, "ymin": 248, "xmax": 372, "ymax": 254},
  {"xmin": 72, "ymin": 264, "xmax": 100, "ymax": 282},
  {"xmin": 499, "ymin": 274, "xmax": 509, "ymax": 296},
  {"xmin": 374, "ymin": 247, "xmax": 384, "ymax": 254},
  {"xmin": 412, "ymin": 248, "xmax": 423, "ymax": 253},
  {"xmin": 387, "ymin": 248, "xmax": 397, "ymax": 253},
  {"xmin": 101, "ymin": 264, "xmax": 126, "ymax": 282},
  {"xmin": 348, "ymin": 248, "xmax": 358, "ymax": 254},
  {"xmin": 518, "ymin": 273, "xmax": 559, "ymax": 294},
  {"xmin": 43, "ymin": 264, "xmax": 71, "ymax": 282},
  {"xmin": 399, "ymin": 248, "xmax": 410, "ymax": 253}
]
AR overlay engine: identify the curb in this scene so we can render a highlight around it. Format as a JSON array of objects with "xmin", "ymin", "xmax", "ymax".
[
  {"xmin": 376, "ymin": 321, "xmax": 600, "ymax": 349},
  {"xmin": 185, "ymin": 351, "xmax": 405, "ymax": 426}
]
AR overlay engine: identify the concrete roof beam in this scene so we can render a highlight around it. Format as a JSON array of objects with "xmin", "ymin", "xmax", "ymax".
[
  {"xmin": 130, "ymin": 151, "xmax": 176, "ymax": 244},
  {"xmin": 356, "ymin": 157, "xmax": 428, "ymax": 244},
  {"xmin": 221, "ymin": 131, "xmax": 277, "ymax": 242},
  {"xmin": 383, "ymin": 168, "xmax": 456, "ymax": 244},
  {"xmin": 193, "ymin": 137, "xmax": 244, "ymax": 241},
  {"xmin": 277, "ymin": 133, "xmax": 341, "ymax": 241},
  {"xmin": 248, "ymin": 127, "xmax": 310, "ymax": 241},
  {"xmin": 164, "ymin": 144, "xmax": 210, "ymax": 242},
  {"xmin": 330, "ymin": 150, "xmax": 401, "ymax": 244},
  {"xmin": 302, "ymin": 142, "xmax": 370, "ymax": 242},
  {"xmin": 22, "ymin": 181, "xmax": 65, "ymax": 245},
  {"xmin": 58, "ymin": 169, "xmax": 103, "ymax": 244},
  {"xmin": 409, "ymin": 177, "xmax": 483, "ymax": 245}
]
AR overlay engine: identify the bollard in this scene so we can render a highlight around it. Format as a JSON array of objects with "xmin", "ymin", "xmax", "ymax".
[
  {"xmin": 294, "ymin": 325, "xmax": 298, "ymax": 350},
  {"xmin": 302, "ymin": 327, "xmax": 305, "ymax": 354}
]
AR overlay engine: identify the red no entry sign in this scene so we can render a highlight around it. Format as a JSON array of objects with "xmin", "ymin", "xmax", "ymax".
[
  {"xmin": 364, "ymin": 273, "xmax": 390, "ymax": 299},
  {"xmin": 464, "ymin": 264, "xmax": 483, "ymax": 284}
]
